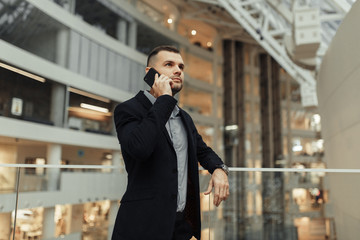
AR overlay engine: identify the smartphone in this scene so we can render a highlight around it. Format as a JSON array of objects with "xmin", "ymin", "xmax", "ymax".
[{"xmin": 144, "ymin": 68, "xmax": 160, "ymax": 87}]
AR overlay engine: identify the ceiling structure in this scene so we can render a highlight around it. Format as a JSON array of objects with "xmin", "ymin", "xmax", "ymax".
[
  {"xmin": 146, "ymin": 0, "xmax": 357, "ymax": 107},
  {"xmin": 1, "ymin": 0, "xmax": 357, "ymax": 106},
  {"xmin": 205, "ymin": 0, "xmax": 357, "ymax": 107}
]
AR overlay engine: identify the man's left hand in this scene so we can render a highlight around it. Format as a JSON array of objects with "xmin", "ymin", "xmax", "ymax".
[{"xmin": 204, "ymin": 169, "xmax": 230, "ymax": 207}]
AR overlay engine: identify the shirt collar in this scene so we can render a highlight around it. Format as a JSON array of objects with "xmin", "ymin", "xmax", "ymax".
[
  {"xmin": 143, "ymin": 90, "xmax": 156, "ymax": 105},
  {"xmin": 143, "ymin": 90, "xmax": 180, "ymax": 117}
]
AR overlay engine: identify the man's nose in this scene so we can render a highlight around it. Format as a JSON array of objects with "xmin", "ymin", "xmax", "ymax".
[{"xmin": 174, "ymin": 66, "xmax": 182, "ymax": 74}]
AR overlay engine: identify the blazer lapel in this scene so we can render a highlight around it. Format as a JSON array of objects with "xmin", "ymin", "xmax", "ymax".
[
  {"xmin": 135, "ymin": 91, "xmax": 174, "ymax": 148},
  {"xmin": 179, "ymin": 110, "xmax": 197, "ymax": 171}
]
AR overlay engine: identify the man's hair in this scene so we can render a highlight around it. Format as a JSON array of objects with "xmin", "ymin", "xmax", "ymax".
[{"xmin": 147, "ymin": 45, "xmax": 180, "ymax": 66}]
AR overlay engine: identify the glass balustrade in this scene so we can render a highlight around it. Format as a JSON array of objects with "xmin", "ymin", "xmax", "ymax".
[
  {"xmin": 1, "ymin": 165, "xmax": 359, "ymax": 239},
  {"xmin": 200, "ymin": 169, "xmax": 359, "ymax": 240}
]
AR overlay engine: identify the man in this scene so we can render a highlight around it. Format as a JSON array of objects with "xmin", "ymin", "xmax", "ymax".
[{"xmin": 112, "ymin": 45, "xmax": 229, "ymax": 240}]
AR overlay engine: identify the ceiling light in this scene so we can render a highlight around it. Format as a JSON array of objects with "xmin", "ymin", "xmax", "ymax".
[
  {"xmin": 167, "ymin": 18, "xmax": 173, "ymax": 24},
  {"xmin": 80, "ymin": 103, "xmax": 109, "ymax": 113},
  {"xmin": 207, "ymin": 42, "xmax": 212, "ymax": 47},
  {"xmin": 0, "ymin": 62, "xmax": 46, "ymax": 83},
  {"xmin": 191, "ymin": 30, "xmax": 197, "ymax": 36},
  {"xmin": 69, "ymin": 87, "xmax": 110, "ymax": 103}
]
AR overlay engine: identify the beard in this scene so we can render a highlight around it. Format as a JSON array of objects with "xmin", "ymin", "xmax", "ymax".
[{"xmin": 171, "ymin": 82, "xmax": 183, "ymax": 96}]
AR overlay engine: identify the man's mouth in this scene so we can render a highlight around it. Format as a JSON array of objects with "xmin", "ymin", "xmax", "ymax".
[{"xmin": 172, "ymin": 77, "xmax": 182, "ymax": 82}]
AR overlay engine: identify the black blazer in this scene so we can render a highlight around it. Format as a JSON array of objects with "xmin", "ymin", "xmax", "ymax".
[{"xmin": 112, "ymin": 91, "xmax": 223, "ymax": 240}]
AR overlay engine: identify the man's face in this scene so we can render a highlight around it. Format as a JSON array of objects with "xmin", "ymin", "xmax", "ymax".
[{"xmin": 147, "ymin": 50, "xmax": 185, "ymax": 95}]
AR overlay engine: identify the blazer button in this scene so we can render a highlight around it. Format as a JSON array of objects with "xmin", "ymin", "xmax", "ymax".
[
  {"xmin": 171, "ymin": 194, "xmax": 177, "ymax": 200},
  {"xmin": 172, "ymin": 168, "xmax": 177, "ymax": 173}
]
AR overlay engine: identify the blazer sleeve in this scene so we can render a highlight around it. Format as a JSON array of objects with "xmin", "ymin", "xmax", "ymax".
[{"xmin": 114, "ymin": 95, "xmax": 177, "ymax": 161}]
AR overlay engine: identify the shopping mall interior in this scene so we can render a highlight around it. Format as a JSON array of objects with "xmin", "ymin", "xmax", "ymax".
[{"xmin": 0, "ymin": 0, "xmax": 359, "ymax": 239}]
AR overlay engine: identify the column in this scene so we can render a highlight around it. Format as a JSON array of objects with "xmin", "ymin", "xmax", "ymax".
[
  {"xmin": 47, "ymin": 144, "xmax": 62, "ymax": 191},
  {"xmin": 56, "ymin": 29, "xmax": 69, "ymax": 68},
  {"xmin": 53, "ymin": 25, "xmax": 69, "ymax": 128},
  {"xmin": 116, "ymin": 19, "xmax": 127, "ymax": 44},
  {"xmin": 128, "ymin": 20, "xmax": 137, "ymax": 49},
  {"xmin": 53, "ymin": 24, "xmax": 69, "ymax": 128},
  {"xmin": 43, "ymin": 207, "xmax": 55, "ymax": 239},
  {"xmin": 50, "ymin": 83, "xmax": 66, "ymax": 127}
]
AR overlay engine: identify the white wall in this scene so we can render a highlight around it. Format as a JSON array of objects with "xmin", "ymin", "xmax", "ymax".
[{"xmin": 318, "ymin": 1, "xmax": 360, "ymax": 239}]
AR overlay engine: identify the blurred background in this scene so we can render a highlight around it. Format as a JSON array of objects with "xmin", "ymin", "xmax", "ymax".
[{"xmin": 0, "ymin": 0, "xmax": 359, "ymax": 239}]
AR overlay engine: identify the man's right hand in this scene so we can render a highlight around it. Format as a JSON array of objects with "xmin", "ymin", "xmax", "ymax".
[{"xmin": 151, "ymin": 73, "xmax": 173, "ymax": 97}]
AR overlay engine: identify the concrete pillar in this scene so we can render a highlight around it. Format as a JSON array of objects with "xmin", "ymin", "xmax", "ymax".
[
  {"xmin": 50, "ymin": 83, "xmax": 66, "ymax": 127},
  {"xmin": 0, "ymin": 213, "xmax": 11, "ymax": 240},
  {"xmin": 128, "ymin": 20, "xmax": 137, "ymax": 49},
  {"xmin": 43, "ymin": 207, "xmax": 55, "ymax": 239},
  {"xmin": 56, "ymin": 29, "xmax": 69, "ymax": 68},
  {"xmin": 116, "ymin": 19, "xmax": 127, "ymax": 44},
  {"xmin": 107, "ymin": 200, "xmax": 119, "ymax": 240},
  {"xmin": 46, "ymin": 144, "xmax": 62, "ymax": 191}
]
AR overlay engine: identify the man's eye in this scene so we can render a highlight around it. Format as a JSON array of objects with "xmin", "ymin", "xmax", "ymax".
[{"xmin": 165, "ymin": 63, "xmax": 172, "ymax": 66}]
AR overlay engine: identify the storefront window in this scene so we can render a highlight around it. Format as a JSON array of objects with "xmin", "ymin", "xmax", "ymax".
[
  {"xmin": 310, "ymin": 114, "xmax": 321, "ymax": 132},
  {"xmin": 83, "ymin": 201, "xmax": 111, "ymax": 239},
  {"xmin": 292, "ymin": 138, "xmax": 324, "ymax": 157},
  {"xmin": 292, "ymin": 188, "xmax": 326, "ymax": 212},
  {"xmin": 11, "ymin": 208, "xmax": 44, "ymax": 239},
  {"xmin": 0, "ymin": 66, "xmax": 52, "ymax": 125},
  {"xmin": 68, "ymin": 88, "xmax": 114, "ymax": 135}
]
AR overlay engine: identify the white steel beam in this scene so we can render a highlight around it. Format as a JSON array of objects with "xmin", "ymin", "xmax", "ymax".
[{"xmin": 217, "ymin": 0, "xmax": 313, "ymax": 87}]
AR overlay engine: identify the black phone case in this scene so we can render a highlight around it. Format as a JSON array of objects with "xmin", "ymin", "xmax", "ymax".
[{"xmin": 144, "ymin": 68, "xmax": 160, "ymax": 87}]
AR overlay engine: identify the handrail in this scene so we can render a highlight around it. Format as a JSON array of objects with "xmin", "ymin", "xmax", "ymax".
[
  {"xmin": 228, "ymin": 167, "xmax": 360, "ymax": 173},
  {"xmin": 0, "ymin": 164, "xmax": 122, "ymax": 169},
  {"xmin": 1, "ymin": 164, "xmax": 360, "ymax": 173}
]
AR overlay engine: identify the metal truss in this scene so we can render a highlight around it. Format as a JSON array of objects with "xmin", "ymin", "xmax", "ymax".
[{"xmin": 194, "ymin": 0, "xmax": 356, "ymax": 106}]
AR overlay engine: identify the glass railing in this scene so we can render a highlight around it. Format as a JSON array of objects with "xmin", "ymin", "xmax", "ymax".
[
  {"xmin": 200, "ymin": 167, "xmax": 360, "ymax": 240},
  {"xmin": 0, "ymin": 164, "xmax": 127, "ymax": 240},
  {"xmin": 1, "ymin": 164, "xmax": 359, "ymax": 239}
]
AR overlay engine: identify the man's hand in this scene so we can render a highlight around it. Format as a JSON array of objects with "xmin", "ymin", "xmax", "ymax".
[
  {"xmin": 151, "ymin": 73, "xmax": 173, "ymax": 97},
  {"xmin": 204, "ymin": 169, "xmax": 230, "ymax": 207}
]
